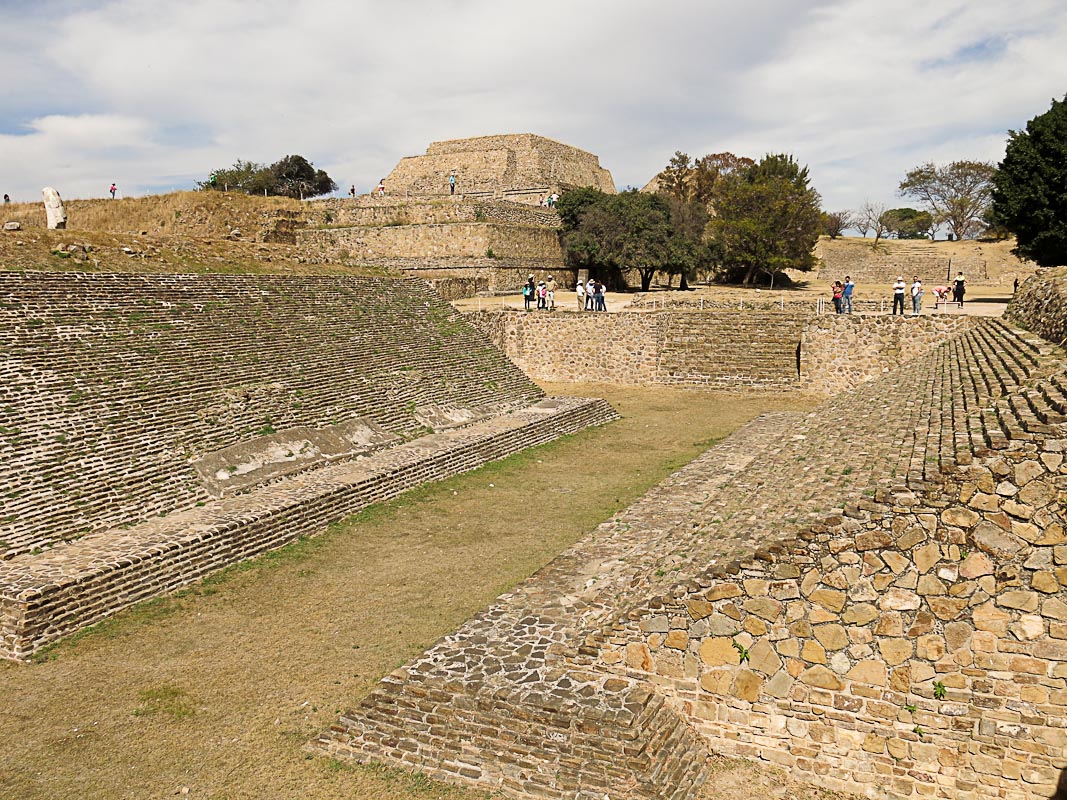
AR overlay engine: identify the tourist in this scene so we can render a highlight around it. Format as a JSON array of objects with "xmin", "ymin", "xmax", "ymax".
[
  {"xmin": 576, "ymin": 280, "xmax": 585, "ymax": 310},
  {"xmin": 2, "ymin": 193, "xmax": 9, "ymax": 204},
  {"xmin": 910, "ymin": 276, "xmax": 924, "ymax": 315},
  {"xmin": 550, "ymin": 192, "xmax": 559, "ymax": 207},
  {"xmin": 537, "ymin": 281, "xmax": 547, "ymax": 310},
  {"xmin": 349, "ymin": 185, "xmax": 356, "ymax": 199},
  {"xmin": 1014, "ymin": 276, "xmax": 1020, "ymax": 294},
  {"xmin": 831, "ymin": 280, "xmax": 843, "ymax": 314},
  {"xmin": 842, "ymin": 275, "xmax": 854, "ymax": 314},
  {"xmin": 109, "ymin": 183, "xmax": 117, "ymax": 199},
  {"xmin": 892, "ymin": 276, "xmax": 906, "ymax": 315},
  {"xmin": 522, "ymin": 282, "xmax": 533, "ymax": 311},
  {"xmin": 377, "ymin": 179, "xmax": 386, "ymax": 197},
  {"xmin": 594, "ymin": 281, "xmax": 607, "ymax": 312},
  {"xmin": 449, "ymin": 173, "xmax": 456, "ymax": 195},
  {"xmin": 953, "ymin": 271, "xmax": 966, "ymax": 305},
  {"xmin": 586, "ymin": 278, "xmax": 596, "ymax": 311},
  {"xmin": 546, "ymin": 276, "xmax": 556, "ymax": 310}
]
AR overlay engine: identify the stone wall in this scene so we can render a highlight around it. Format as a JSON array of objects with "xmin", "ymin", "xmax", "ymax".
[
  {"xmin": 324, "ymin": 316, "xmax": 1067, "ymax": 799},
  {"xmin": 383, "ymin": 134, "xmax": 616, "ymax": 201},
  {"xmin": 817, "ymin": 238, "xmax": 1034, "ymax": 288},
  {"xmin": 1007, "ymin": 269, "xmax": 1067, "ymax": 346},
  {"xmin": 297, "ymin": 221, "xmax": 564, "ymax": 262},
  {"xmin": 314, "ymin": 197, "xmax": 561, "ymax": 229},
  {"xmin": 469, "ymin": 310, "xmax": 806, "ymax": 389}
]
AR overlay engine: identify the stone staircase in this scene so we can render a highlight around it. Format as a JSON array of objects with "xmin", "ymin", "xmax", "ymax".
[{"xmin": 319, "ymin": 317, "xmax": 1065, "ymax": 799}]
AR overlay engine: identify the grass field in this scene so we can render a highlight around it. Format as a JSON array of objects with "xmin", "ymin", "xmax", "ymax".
[{"xmin": 0, "ymin": 383, "xmax": 851, "ymax": 800}]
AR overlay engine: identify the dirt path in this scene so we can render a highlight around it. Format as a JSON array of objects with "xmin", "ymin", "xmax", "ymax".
[{"xmin": 0, "ymin": 385, "xmax": 848, "ymax": 800}]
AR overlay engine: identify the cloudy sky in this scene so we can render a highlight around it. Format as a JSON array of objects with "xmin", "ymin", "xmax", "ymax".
[{"xmin": 2, "ymin": 0, "xmax": 1065, "ymax": 212}]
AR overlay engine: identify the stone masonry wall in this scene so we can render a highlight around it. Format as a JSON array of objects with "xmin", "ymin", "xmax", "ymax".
[
  {"xmin": 1007, "ymin": 269, "xmax": 1067, "ymax": 346},
  {"xmin": 313, "ymin": 197, "xmax": 561, "ymax": 230},
  {"xmin": 297, "ymin": 222, "xmax": 564, "ymax": 263}
]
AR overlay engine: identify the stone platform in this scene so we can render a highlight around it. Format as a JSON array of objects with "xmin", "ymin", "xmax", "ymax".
[{"xmin": 318, "ymin": 318, "xmax": 1067, "ymax": 800}]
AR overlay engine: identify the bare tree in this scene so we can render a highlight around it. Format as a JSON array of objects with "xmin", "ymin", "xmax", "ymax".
[
  {"xmin": 859, "ymin": 200, "xmax": 891, "ymax": 243},
  {"xmin": 821, "ymin": 210, "xmax": 855, "ymax": 239},
  {"xmin": 899, "ymin": 160, "xmax": 996, "ymax": 240}
]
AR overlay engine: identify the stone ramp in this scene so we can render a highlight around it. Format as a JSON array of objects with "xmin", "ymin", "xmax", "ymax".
[
  {"xmin": 318, "ymin": 318, "xmax": 1064, "ymax": 799},
  {"xmin": 0, "ymin": 396, "xmax": 617, "ymax": 659}
]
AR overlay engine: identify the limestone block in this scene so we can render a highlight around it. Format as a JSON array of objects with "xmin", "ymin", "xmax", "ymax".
[
  {"xmin": 907, "ymin": 610, "xmax": 935, "ymax": 637},
  {"xmin": 998, "ymin": 591, "xmax": 1040, "ymax": 612},
  {"xmin": 916, "ymin": 634, "xmax": 946, "ymax": 661},
  {"xmin": 916, "ymin": 575, "xmax": 947, "ymax": 596},
  {"xmin": 944, "ymin": 622, "xmax": 972, "ymax": 652},
  {"xmin": 777, "ymin": 638, "xmax": 800, "ymax": 659},
  {"xmin": 913, "ymin": 542, "xmax": 942, "ymax": 573},
  {"xmin": 814, "ymin": 623, "xmax": 849, "ymax": 651},
  {"xmin": 799, "ymin": 665, "xmax": 845, "ymax": 691},
  {"xmin": 700, "ymin": 637, "xmax": 741, "ymax": 667},
  {"xmin": 764, "ymin": 669, "xmax": 794, "ymax": 698},
  {"xmin": 684, "ymin": 599, "xmax": 714, "ymax": 620},
  {"xmin": 1018, "ymin": 479, "xmax": 1056, "ymax": 508},
  {"xmin": 706, "ymin": 583, "xmax": 742, "ymax": 601},
  {"xmin": 960, "ymin": 552, "xmax": 994, "ymax": 578},
  {"xmin": 810, "ymin": 588, "xmax": 846, "ymax": 612},
  {"xmin": 743, "ymin": 579, "xmax": 770, "ymax": 596},
  {"xmin": 700, "ymin": 668, "xmax": 733, "ymax": 694},
  {"xmin": 1009, "ymin": 615, "xmax": 1046, "ymax": 641},
  {"xmin": 706, "ymin": 613, "xmax": 741, "ymax": 636},
  {"xmin": 883, "ymin": 551, "xmax": 910, "ymax": 574},
  {"xmin": 847, "ymin": 660, "xmax": 887, "ymax": 686},
  {"xmin": 1033, "ymin": 571, "xmax": 1060, "ymax": 593},
  {"xmin": 743, "ymin": 616, "xmax": 768, "ymax": 636},
  {"xmin": 802, "ymin": 639, "xmax": 828, "ymax": 665},
  {"xmin": 969, "ymin": 493, "xmax": 1001, "ymax": 512},
  {"xmin": 897, "ymin": 527, "xmax": 927, "ymax": 549},
  {"xmin": 42, "ymin": 186, "xmax": 67, "ymax": 229},
  {"xmin": 973, "ymin": 601, "xmax": 1011, "ymax": 633},
  {"xmin": 972, "ymin": 522, "xmax": 1026, "ymax": 559},
  {"xmin": 731, "ymin": 669, "xmax": 763, "ymax": 702},
  {"xmin": 743, "ymin": 597, "xmax": 783, "ymax": 621},
  {"xmin": 664, "ymin": 630, "xmax": 689, "ymax": 650},
  {"xmin": 1042, "ymin": 598, "xmax": 1067, "ymax": 622},
  {"xmin": 875, "ymin": 612, "xmax": 903, "ymax": 636},
  {"xmin": 747, "ymin": 639, "xmax": 782, "ymax": 675},
  {"xmin": 879, "ymin": 639, "xmax": 914, "ymax": 666},
  {"xmin": 880, "ymin": 588, "xmax": 920, "ymax": 611},
  {"xmin": 625, "ymin": 642, "xmax": 653, "ymax": 670},
  {"xmin": 842, "ymin": 603, "xmax": 879, "ymax": 625},
  {"xmin": 942, "ymin": 507, "xmax": 980, "ymax": 528}
]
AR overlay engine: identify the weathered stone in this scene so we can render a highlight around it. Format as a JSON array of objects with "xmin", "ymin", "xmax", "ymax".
[
  {"xmin": 916, "ymin": 575, "xmax": 947, "ymax": 596},
  {"xmin": 1009, "ymin": 615, "xmax": 1046, "ymax": 641},
  {"xmin": 1033, "ymin": 571, "xmax": 1060, "ymax": 593},
  {"xmin": 700, "ymin": 668, "xmax": 733, "ymax": 694},
  {"xmin": 969, "ymin": 493, "xmax": 1001, "ymax": 512},
  {"xmin": 913, "ymin": 542, "xmax": 941, "ymax": 573},
  {"xmin": 625, "ymin": 642, "xmax": 653, "ymax": 670},
  {"xmin": 916, "ymin": 634, "xmax": 946, "ymax": 660},
  {"xmin": 944, "ymin": 621, "xmax": 972, "ymax": 652},
  {"xmin": 814, "ymin": 623, "xmax": 849, "ymax": 651},
  {"xmin": 705, "ymin": 613, "xmax": 740, "ymax": 636},
  {"xmin": 743, "ymin": 597, "xmax": 783, "ymax": 621},
  {"xmin": 1042, "ymin": 598, "xmax": 1067, "ymax": 622},
  {"xmin": 972, "ymin": 522, "xmax": 1025, "ymax": 559},
  {"xmin": 998, "ymin": 590, "xmax": 1040, "ymax": 612},
  {"xmin": 705, "ymin": 584, "xmax": 742, "ymax": 602},
  {"xmin": 42, "ymin": 186, "xmax": 67, "ymax": 229},
  {"xmin": 747, "ymin": 639, "xmax": 782, "ymax": 676},
  {"xmin": 880, "ymin": 588, "xmax": 920, "ymax": 611},
  {"xmin": 855, "ymin": 531, "xmax": 892, "ymax": 551},
  {"xmin": 700, "ymin": 636, "xmax": 743, "ymax": 668},
  {"xmin": 882, "ymin": 551, "xmax": 910, "ymax": 574},
  {"xmin": 897, "ymin": 527, "xmax": 927, "ymax": 549},
  {"xmin": 764, "ymin": 669, "xmax": 794, "ymax": 698},
  {"xmin": 731, "ymin": 669, "xmax": 763, "ymax": 702},
  {"xmin": 874, "ymin": 612, "xmax": 903, "ymax": 636},
  {"xmin": 842, "ymin": 603, "xmax": 879, "ymax": 625},
  {"xmin": 2, "ymin": 221, "xmax": 20, "ymax": 231},
  {"xmin": 960, "ymin": 551, "xmax": 995, "ymax": 579},
  {"xmin": 802, "ymin": 639, "xmax": 828, "ymax": 665},
  {"xmin": 941, "ymin": 507, "xmax": 980, "ymax": 528},
  {"xmin": 847, "ymin": 659, "xmax": 887, "ymax": 686},
  {"xmin": 799, "ymin": 665, "xmax": 845, "ymax": 690},
  {"xmin": 1018, "ymin": 479, "xmax": 1056, "ymax": 508},
  {"xmin": 973, "ymin": 601, "xmax": 1011, "ymax": 633},
  {"xmin": 879, "ymin": 638, "xmax": 913, "ymax": 665},
  {"xmin": 907, "ymin": 610, "xmax": 935, "ymax": 638},
  {"xmin": 664, "ymin": 630, "xmax": 689, "ymax": 650},
  {"xmin": 743, "ymin": 616, "xmax": 768, "ymax": 636},
  {"xmin": 684, "ymin": 599, "xmax": 714, "ymax": 620},
  {"xmin": 810, "ymin": 588, "xmax": 846, "ymax": 612}
]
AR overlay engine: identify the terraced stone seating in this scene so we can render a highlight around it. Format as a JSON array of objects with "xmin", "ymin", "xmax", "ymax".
[
  {"xmin": 319, "ymin": 318, "xmax": 1066, "ymax": 800},
  {"xmin": 0, "ymin": 272, "xmax": 617, "ymax": 658}
]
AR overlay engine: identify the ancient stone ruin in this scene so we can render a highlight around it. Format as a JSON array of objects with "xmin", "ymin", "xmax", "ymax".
[
  {"xmin": 318, "ymin": 285, "xmax": 1067, "ymax": 799},
  {"xmin": 0, "ymin": 272, "xmax": 616, "ymax": 659},
  {"xmin": 382, "ymin": 133, "xmax": 616, "ymax": 203},
  {"xmin": 41, "ymin": 186, "xmax": 66, "ymax": 229}
]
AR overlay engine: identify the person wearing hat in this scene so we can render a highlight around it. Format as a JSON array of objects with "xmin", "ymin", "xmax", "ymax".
[
  {"xmin": 953, "ymin": 271, "xmax": 966, "ymax": 305},
  {"xmin": 892, "ymin": 276, "xmax": 906, "ymax": 315}
]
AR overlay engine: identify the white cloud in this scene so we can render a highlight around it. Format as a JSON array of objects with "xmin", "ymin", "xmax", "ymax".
[{"xmin": 0, "ymin": 0, "xmax": 1064, "ymax": 208}]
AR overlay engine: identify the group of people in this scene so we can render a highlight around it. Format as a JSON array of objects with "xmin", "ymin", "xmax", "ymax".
[
  {"xmin": 539, "ymin": 193, "xmax": 560, "ymax": 208},
  {"xmin": 576, "ymin": 278, "xmax": 608, "ymax": 311},
  {"xmin": 830, "ymin": 271, "xmax": 968, "ymax": 316},
  {"xmin": 829, "ymin": 276, "xmax": 856, "ymax": 314},
  {"xmin": 523, "ymin": 274, "xmax": 557, "ymax": 311}
]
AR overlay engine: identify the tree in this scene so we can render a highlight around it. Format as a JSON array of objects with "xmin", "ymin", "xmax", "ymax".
[
  {"xmin": 881, "ymin": 207, "xmax": 933, "ymax": 239},
  {"xmin": 706, "ymin": 153, "xmax": 822, "ymax": 285},
  {"xmin": 201, "ymin": 154, "xmax": 336, "ymax": 198},
  {"xmin": 859, "ymin": 200, "xmax": 891, "ymax": 244},
  {"xmin": 663, "ymin": 194, "xmax": 710, "ymax": 289},
  {"xmin": 898, "ymin": 160, "xmax": 996, "ymax": 240},
  {"xmin": 990, "ymin": 94, "xmax": 1067, "ymax": 266},
  {"xmin": 560, "ymin": 190, "xmax": 677, "ymax": 291},
  {"xmin": 269, "ymin": 154, "xmax": 337, "ymax": 199},
  {"xmin": 820, "ymin": 210, "xmax": 855, "ymax": 239}
]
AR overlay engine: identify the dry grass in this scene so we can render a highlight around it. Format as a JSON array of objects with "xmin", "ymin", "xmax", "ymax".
[{"xmin": 0, "ymin": 384, "xmax": 825, "ymax": 800}]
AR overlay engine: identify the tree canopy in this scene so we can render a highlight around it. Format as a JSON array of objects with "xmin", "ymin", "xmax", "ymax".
[
  {"xmin": 201, "ymin": 154, "xmax": 337, "ymax": 199},
  {"xmin": 898, "ymin": 160, "xmax": 995, "ymax": 240},
  {"xmin": 881, "ymin": 207, "xmax": 934, "ymax": 239},
  {"xmin": 990, "ymin": 94, "xmax": 1067, "ymax": 267}
]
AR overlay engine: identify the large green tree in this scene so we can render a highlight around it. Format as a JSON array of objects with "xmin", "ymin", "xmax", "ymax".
[
  {"xmin": 201, "ymin": 154, "xmax": 336, "ymax": 198},
  {"xmin": 990, "ymin": 95, "xmax": 1067, "ymax": 266},
  {"xmin": 898, "ymin": 160, "xmax": 996, "ymax": 240},
  {"xmin": 704, "ymin": 153, "xmax": 822, "ymax": 285},
  {"xmin": 881, "ymin": 207, "xmax": 934, "ymax": 239},
  {"xmin": 560, "ymin": 189, "xmax": 683, "ymax": 291}
]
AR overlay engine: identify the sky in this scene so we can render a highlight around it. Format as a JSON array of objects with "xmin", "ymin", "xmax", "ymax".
[{"xmin": 1, "ymin": 0, "xmax": 1065, "ymax": 213}]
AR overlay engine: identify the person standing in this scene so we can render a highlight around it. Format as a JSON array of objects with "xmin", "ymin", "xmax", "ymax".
[
  {"xmin": 545, "ymin": 275, "xmax": 556, "ymax": 310},
  {"xmin": 349, "ymin": 184, "xmax": 356, "ymax": 199},
  {"xmin": 831, "ymin": 280, "xmax": 843, "ymax": 314},
  {"xmin": 376, "ymin": 179, "xmax": 385, "ymax": 197},
  {"xmin": 842, "ymin": 275, "xmax": 854, "ymax": 314},
  {"xmin": 594, "ymin": 281, "xmax": 606, "ymax": 312},
  {"xmin": 576, "ymin": 280, "xmax": 585, "ymax": 310},
  {"xmin": 109, "ymin": 183, "xmax": 117, "ymax": 199},
  {"xmin": 953, "ymin": 272, "xmax": 966, "ymax": 305},
  {"xmin": 892, "ymin": 276, "xmax": 906, "ymax": 315},
  {"xmin": 586, "ymin": 278, "xmax": 596, "ymax": 311},
  {"xmin": 2, "ymin": 193, "xmax": 9, "ymax": 204},
  {"xmin": 449, "ymin": 173, "xmax": 456, "ymax": 195},
  {"xmin": 910, "ymin": 276, "xmax": 924, "ymax": 315}
]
